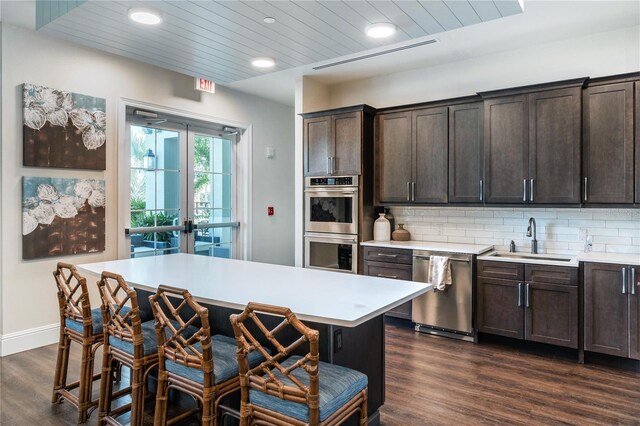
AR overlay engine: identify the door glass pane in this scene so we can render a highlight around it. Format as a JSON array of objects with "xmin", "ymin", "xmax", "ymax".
[
  {"xmin": 308, "ymin": 241, "xmax": 353, "ymax": 271},
  {"xmin": 309, "ymin": 196, "xmax": 353, "ymax": 223},
  {"xmin": 192, "ymin": 133, "xmax": 234, "ymax": 258},
  {"xmin": 129, "ymin": 124, "xmax": 182, "ymax": 258}
]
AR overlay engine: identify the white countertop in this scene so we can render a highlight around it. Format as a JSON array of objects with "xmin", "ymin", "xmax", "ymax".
[
  {"xmin": 578, "ymin": 252, "xmax": 640, "ymax": 267},
  {"xmin": 77, "ymin": 254, "xmax": 432, "ymax": 328},
  {"xmin": 361, "ymin": 240, "xmax": 493, "ymax": 255}
]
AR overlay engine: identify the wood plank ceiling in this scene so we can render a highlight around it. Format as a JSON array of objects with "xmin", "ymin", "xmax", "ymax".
[{"xmin": 37, "ymin": 0, "xmax": 524, "ymax": 85}]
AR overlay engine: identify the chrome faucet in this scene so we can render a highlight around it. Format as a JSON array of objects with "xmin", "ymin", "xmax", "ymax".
[{"xmin": 526, "ymin": 217, "xmax": 538, "ymax": 254}]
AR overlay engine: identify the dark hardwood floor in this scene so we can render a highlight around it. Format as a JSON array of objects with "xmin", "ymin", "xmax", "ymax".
[{"xmin": 1, "ymin": 324, "xmax": 639, "ymax": 425}]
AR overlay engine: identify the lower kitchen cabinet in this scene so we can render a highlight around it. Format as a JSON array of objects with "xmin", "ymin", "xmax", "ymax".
[
  {"xmin": 584, "ymin": 262, "xmax": 639, "ymax": 360},
  {"xmin": 363, "ymin": 247, "xmax": 413, "ymax": 320},
  {"xmin": 477, "ymin": 261, "xmax": 578, "ymax": 349}
]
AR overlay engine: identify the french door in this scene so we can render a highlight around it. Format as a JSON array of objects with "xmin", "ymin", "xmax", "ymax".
[{"xmin": 126, "ymin": 115, "xmax": 239, "ymax": 259}]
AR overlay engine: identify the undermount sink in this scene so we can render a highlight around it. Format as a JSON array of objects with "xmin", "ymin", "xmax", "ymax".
[
  {"xmin": 488, "ymin": 252, "xmax": 574, "ymax": 262},
  {"xmin": 479, "ymin": 251, "xmax": 579, "ymax": 267}
]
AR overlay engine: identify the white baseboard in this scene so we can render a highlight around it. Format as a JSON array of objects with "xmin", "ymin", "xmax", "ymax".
[{"xmin": 0, "ymin": 323, "xmax": 60, "ymax": 357}]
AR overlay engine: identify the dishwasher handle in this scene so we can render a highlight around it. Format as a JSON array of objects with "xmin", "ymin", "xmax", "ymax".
[{"xmin": 412, "ymin": 255, "xmax": 471, "ymax": 263}]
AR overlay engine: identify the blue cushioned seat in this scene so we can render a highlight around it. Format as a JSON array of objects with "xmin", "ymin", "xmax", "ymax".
[
  {"xmin": 249, "ymin": 355, "xmax": 368, "ymax": 423},
  {"xmin": 165, "ymin": 334, "xmax": 267, "ymax": 385},
  {"xmin": 65, "ymin": 308, "xmax": 104, "ymax": 335},
  {"xmin": 109, "ymin": 319, "xmax": 159, "ymax": 356}
]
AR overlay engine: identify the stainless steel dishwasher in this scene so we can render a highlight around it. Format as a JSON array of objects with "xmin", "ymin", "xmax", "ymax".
[{"xmin": 412, "ymin": 250, "xmax": 474, "ymax": 341}]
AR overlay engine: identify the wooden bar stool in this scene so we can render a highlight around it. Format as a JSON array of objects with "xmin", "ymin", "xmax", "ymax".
[
  {"xmin": 52, "ymin": 262, "xmax": 104, "ymax": 423},
  {"xmin": 97, "ymin": 271, "xmax": 159, "ymax": 426},
  {"xmin": 149, "ymin": 285, "xmax": 268, "ymax": 426},
  {"xmin": 230, "ymin": 303, "xmax": 368, "ymax": 426}
]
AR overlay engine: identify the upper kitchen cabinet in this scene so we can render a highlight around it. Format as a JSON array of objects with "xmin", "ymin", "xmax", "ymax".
[
  {"xmin": 480, "ymin": 78, "xmax": 585, "ymax": 204},
  {"xmin": 375, "ymin": 106, "xmax": 449, "ymax": 204},
  {"xmin": 448, "ymin": 102, "xmax": 484, "ymax": 203},
  {"xmin": 583, "ymin": 78, "xmax": 635, "ymax": 204},
  {"xmin": 302, "ymin": 105, "xmax": 375, "ymax": 177},
  {"xmin": 636, "ymin": 81, "xmax": 640, "ymax": 203}
]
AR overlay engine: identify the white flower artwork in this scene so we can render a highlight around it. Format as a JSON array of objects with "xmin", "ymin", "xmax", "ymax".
[
  {"xmin": 23, "ymin": 83, "xmax": 106, "ymax": 170},
  {"xmin": 22, "ymin": 177, "xmax": 106, "ymax": 259}
]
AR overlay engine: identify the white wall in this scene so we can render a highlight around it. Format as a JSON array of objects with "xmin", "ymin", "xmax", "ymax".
[
  {"xmin": 0, "ymin": 23, "xmax": 294, "ymax": 354},
  {"xmin": 327, "ymin": 26, "xmax": 640, "ymax": 108}
]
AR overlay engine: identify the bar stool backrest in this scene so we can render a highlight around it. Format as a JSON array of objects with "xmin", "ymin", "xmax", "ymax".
[
  {"xmin": 149, "ymin": 285, "xmax": 214, "ymax": 386},
  {"xmin": 230, "ymin": 303, "xmax": 321, "ymax": 424},
  {"xmin": 97, "ymin": 271, "xmax": 144, "ymax": 358},
  {"xmin": 53, "ymin": 262, "xmax": 93, "ymax": 338}
]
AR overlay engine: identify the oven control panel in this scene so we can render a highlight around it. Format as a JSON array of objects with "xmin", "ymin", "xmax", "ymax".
[{"xmin": 307, "ymin": 176, "xmax": 357, "ymax": 187}]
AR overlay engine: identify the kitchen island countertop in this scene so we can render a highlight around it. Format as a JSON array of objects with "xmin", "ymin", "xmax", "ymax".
[{"xmin": 361, "ymin": 240, "xmax": 493, "ymax": 255}]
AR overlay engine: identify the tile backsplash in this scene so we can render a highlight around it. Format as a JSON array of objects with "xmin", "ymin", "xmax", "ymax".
[{"xmin": 389, "ymin": 207, "xmax": 640, "ymax": 256}]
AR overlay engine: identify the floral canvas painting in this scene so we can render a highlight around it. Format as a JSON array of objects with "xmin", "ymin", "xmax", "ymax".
[
  {"xmin": 23, "ymin": 83, "xmax": 106, "ymax": 170},
  {"xmin": 22, "ymin": 177, "xmax": 106, "ymax": 259}
]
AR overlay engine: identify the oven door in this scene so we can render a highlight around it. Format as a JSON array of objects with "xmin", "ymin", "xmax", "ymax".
[
  {"xmin": 304, "ymin": 233, "xmax": 358, "ymax": 274},
  {"xmin": 304, "ymin": 187, "xmax": 358, "ymax": 235}
]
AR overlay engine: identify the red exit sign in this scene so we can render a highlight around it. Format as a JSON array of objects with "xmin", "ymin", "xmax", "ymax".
[{"xmin": 195, "ymin": 78, "xmax": 215, "ymax": 94}]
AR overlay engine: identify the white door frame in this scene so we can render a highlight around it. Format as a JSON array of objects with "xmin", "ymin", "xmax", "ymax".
[{"xmin": 117, "ymin": 97, "xmax": 252, "ymax": 261}]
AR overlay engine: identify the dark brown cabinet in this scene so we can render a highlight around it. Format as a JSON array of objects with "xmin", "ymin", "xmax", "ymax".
[
  {"xmin": 448, "ymin": 102, "xmax": 484, "ymax": 203},
  {"xmin": 477, "ymin": 261, "xmax": 578, "ymax": 348},
  {"xmin": 303, "ymin": 108, "xmax": 371, "ymax": 177},
  {"xmin": 482, "ymin": 84, "xmax": 583, "ymax": 205},
  {"xmin": 584, "ymin": 262, "xmax": 639, "ymax": 359},
  {"xmin": 636, "ymin": 82, "xmax": 640, "ymax": 203},
  {"xmin": 363, "ymin": 246, "xmax": 413, "ymax": 320},
  {"xmin": 583, "ymin": 82, "xmax": 635, "ymax": 203},
  {"xmin": 375, "ymin": 107, "xmax": 448, "ymax": 204}
]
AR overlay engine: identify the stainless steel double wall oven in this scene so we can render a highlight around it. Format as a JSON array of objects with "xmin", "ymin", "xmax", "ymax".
[{"xmin": 304, "ymin": 176, "xmax": 359, "ymax": 274}]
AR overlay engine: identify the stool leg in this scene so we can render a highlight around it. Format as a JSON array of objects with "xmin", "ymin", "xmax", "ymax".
[
  {"xmin": 98, "ymin": 351, "xmax": 114, "ymax": 425},
  {"xmin": 130, "ymin": 363, "xmax": 145, "ymax": 426},
  {"xmin": 201, "ymin": 394, "xmax": 215, "ymax": 426},
  {"xmin": 239, "ymin": 402, "xmax": 250, "ymax": 426},
  {"xmin": 153, "ymin": 369, "xmax": 169, "ymax": 426},
  {"xmin": 359, "ymin": 390, "xmax": 368, "ymax": 426},
  {"xmin": 77, "ymin": 340, "xmax": 93, "ymax": 423},
  {"xmin": 51, "ymin": 331, "xmax": 69, "ymax": 403}
]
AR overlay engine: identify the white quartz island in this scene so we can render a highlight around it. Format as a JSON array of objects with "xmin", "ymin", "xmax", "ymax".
[
  {"xmin": 78, "ymin": 253, "xmax": 429, "ymax": 425},
  {"xmin": 77, "ymin": 253, "xmax": 431, "ymax": 328}
]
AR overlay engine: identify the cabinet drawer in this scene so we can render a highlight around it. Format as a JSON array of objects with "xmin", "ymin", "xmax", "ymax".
[
  {"xmin": 525, "ymin": 264, "xmax": 578, "ymax": 286},
  {"xmin": 364, "ymin": 261, "xmax": 412, "ymax": 281},
  {"xmin": 363, "ymin": 247, "xmax": 413, "ymax": 265},
  {"xmin": 477, "ymin": 260, "xmax": 524, "ymax": 281}
]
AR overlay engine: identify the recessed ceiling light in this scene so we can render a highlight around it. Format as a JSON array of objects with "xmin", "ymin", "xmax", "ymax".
[
  {"xmin": 365, "ymin": 22, "xmax": 396, "ymax": 38},
  {"xmin": 251, "ymin": 57, "xmax": 276, "ymax": 68},
  {"xmin": 263, "ymin": 17, "xmax": 276, "ymax": 24},
  {"xmin": 128, "ymin": 8, "xmax": 163, "ymax": 25}
]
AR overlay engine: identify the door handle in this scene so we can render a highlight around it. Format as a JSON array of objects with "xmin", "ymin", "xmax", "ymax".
[
  {"xmin": 530, "ymin": 179, "xmax": 534, "ymax": 202},
  {"xmin": 377, "ymin": 274, "xmax": 398, "ymax": 279},
  {"xmin": 331, "ymin": 157, "xmax": 336, "ymax": 174},
  {"xmin": 377, "ymin": 253, "xmax": 398, "ymax": 258},
  {"xmin": 584, "ymin": 177, "xmax": 588, "ymax": 201},
  {"xmin": 525, "ymin": 283, "xmax": 530, "ymax": 307},
  {"xmin": 622, "ymin": 267, "xmax": 627, "ymax": 294},
  {"xmin": 327, "ymin": 157, "xmax": 331, "ymax": 175},
  {"xmin": 523, "ymin": 179, "xmax": 527, "ymax": 202},
  {"xmin": 479, "ymin": 180, "xmax": 484, "ymax": 202},
  {"xmin": 631, "ymin": 267, "xmax": 636, "ymax": 296},
  {"xmin": 407, "ymin": 182, "xmax": 411, "ymax": 202},
  {"xmin": 411, "ymin": 182, "xmax": 416, "ymax": 202},
  {"xmin": 517, "ymin": 283, "xmax": 522, "ymax": 307}
]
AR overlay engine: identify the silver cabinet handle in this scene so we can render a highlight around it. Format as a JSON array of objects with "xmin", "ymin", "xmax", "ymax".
[
  {"xmin": 525, "ymin": 283, "xmax": 530, "ymax": 307},
  {"xmin": 327, "ymin": 157, "xmax": 331, "ymax": 175},
  {"xmin": 517, "ymin": 283, "xmax": 523, "ymax": 307},
  {"xmin": 523, "ymin": 179, "xmax": 527, "ymax": 202},
  {"xmin": 530, "ymin": 179, "xmax": 534, "ymax": 202},
  {"xmin": 622, "ymin": 267, "xmax": 627, "ymax": 294},
  {"xmin": 479, "ymin": 180, "xmax": 484, "ymax": 202},
  {"xmin": 377, "ymin": 273, "xmax": 398, "ymax": 279},
  {"xmin": 406, "ymin": 182, "xmax": 411, "ymax": 201},
  {"xmin": 332, "ymin": 157, "xmax": 336, "ymax": 174},
  {"xmin": 631, "ymin": 268, "xmax": 636, "ymax": 295},
  {"xmin": 411, "ymin": 182, "xmax": 416, "ymax": 202},
  {"xmin": 584, "ymin": 177, "xmax": 588, "ymax": 201},
  {"xmin": 376, "ymin": 253, "xmax": 398, "ymax": 258}
]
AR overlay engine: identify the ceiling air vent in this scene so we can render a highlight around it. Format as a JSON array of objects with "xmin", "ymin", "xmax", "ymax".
[{"xmin": 312, "ymin": 38, "xmax": 438, "ymax": 71}]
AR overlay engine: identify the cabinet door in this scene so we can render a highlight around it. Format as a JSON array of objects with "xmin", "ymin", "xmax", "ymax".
[
  {"xmin": 332, "ymin": 112, "xmax": 362, "ymax": 175},
  {"xmin": 448, "ymin": 103, "xmax": 484, "ymax": 203},
  {"xmin": 631, "ymin": 268, "xmax": 640, "ymax": 360},
  {"xmin": 584, "ymin": 263, "xmax": 629, "ymax": 357},
  {"xmin": 477, "ymin": 277, "xmax": 524, "ymax": 339},
  {"xmin": 525, "ymin": 282, "xmax": 578, "ymax": 348},
  {"xmin": 529, "ymin": 88, "xmax": 581, "ymax": 203},
  {"xmin": 413, "ymin": 107, "xmax": 448, "ymax": 203},
  {"xmin": 484, "ymin": 95, "xmax": 529, "ymax": 203},
  {"xmin": 635, "ymin": 81, "xmax": 640, "ymax": 204},
  {"xmin": 364, "ymin": 261, "xmax": 413, "ymax": 320},
  {"xmin": 304, "ymin": 116, "xmax": 331, "ymax": 176},
  {"xmin": 375, "ymin": 112, "xmax": 412, "ymax": 203},
  {"xmin": 583, "ymin": 83, "xmax": 634, "ymax": 203}
]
